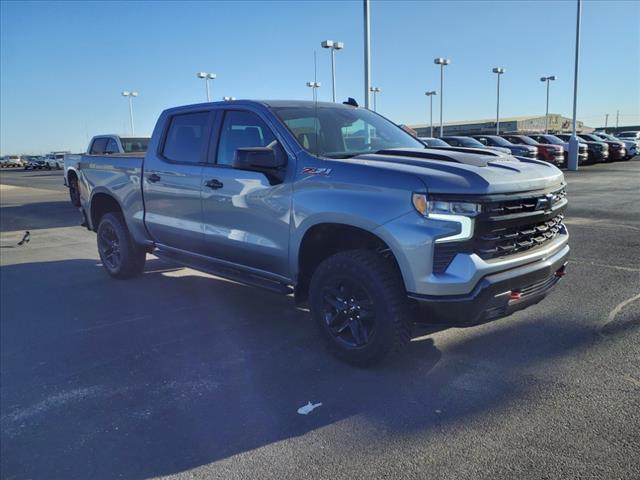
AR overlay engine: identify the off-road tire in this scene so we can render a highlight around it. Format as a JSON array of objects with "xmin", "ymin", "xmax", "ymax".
[{"xmin": 309, "ymin": 249, "xmax": 412, "ymax": 366}]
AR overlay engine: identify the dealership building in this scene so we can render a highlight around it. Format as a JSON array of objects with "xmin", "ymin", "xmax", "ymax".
[{"xmin": 408, "ymin": 114, "xmax": 593, "ymax": 137}]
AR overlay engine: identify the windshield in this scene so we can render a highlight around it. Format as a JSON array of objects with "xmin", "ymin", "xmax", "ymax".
[
  {"xmin": 421, "ymin": 138, "xmax": 449, "ymax": 147},
  {"xmin": 542, "ymin": 135, "xmax": 565, "ymax": 145},
  {"xmin": 515, "ymin": 136, "xmax": 538, "ymax": 145},
  {"xmin": 273, "ymin": 105, "xmax": 425, "ymax": 158},
  {"xmin": 579, "ymin": 134, "xmax": 602, "ymax": 142},
  {"xmin": 456, "ymin": 137, "xmax": 485, "ymax": 148},
  {"xmin": 120, "ymin": 137, "xmax": 149, "ymax": 153},
  {"xmin": 486, "ymin": 136, "xmax": 514, "ymax": 147}
]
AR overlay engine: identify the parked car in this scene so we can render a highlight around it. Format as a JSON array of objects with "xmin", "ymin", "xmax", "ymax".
[
  {"xmin": 418, "ymin": 137, "xmax": 513, "ymax": 158},
  {"xmin": 24, "ymin": 156, "xmax": 47, "ymax": 170},
  {"xmin": 501, "ymin": 134, "xmax": 564, "ymax": 166},
  {"xmin": 440, "ymin": 135, "xmax": 512, "ymax": 155},
  {"xmin": 527, "ymin": 134, "xmax": 589, "ymax": 164},
  {"xmin": 591, "ymin": 132, "xmax": 637, "ymax": 159},
  {"xmin": 472, "ymin": 135, "xmax": 538, "ymax": 158},
  {"xmin": 1, "ymin": 155, "xmax": 25, "ymax": 167},
  {"xmin": 578, "ymin": 133, "xmax": 626, "ymax": 161},
  {"xmin": 616, "ymin": 131, "xmax": 640, "ymax": 142},
  {"xmin": 44, "ymin": 152, "xmax": 67, "ymax": 169},
  {"xmin": 77, "ymin": 100, "xmax": 569, "ymax": 365},
  {"xmin": 419, "ymin": 137, "xmax": 450, "ymax": 147},
  {"xmin": 64, "ymin": 134, "xmax": 150, "ymax": 206},
  {"xmin": 554, "ymin": 134, "xmax": 609, "ymax": 163}
]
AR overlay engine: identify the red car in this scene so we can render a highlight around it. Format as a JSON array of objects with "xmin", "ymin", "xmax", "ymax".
[{"xmin": 502, "ymin": 134, "xmax": 564, "ymax": 166}]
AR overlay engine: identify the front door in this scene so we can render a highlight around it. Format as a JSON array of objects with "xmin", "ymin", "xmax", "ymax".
[
  {"xmin": 200, "ymin": 109, "xmax": 292, "ymax": 278},
  {"xmin": 143, "ymin": 110, "xmax": 213, "ymax": 252}
]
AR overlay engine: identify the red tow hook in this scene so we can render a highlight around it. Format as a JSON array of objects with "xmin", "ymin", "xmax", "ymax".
[
  {"xmin": 555, "ymin": 265, "xmax": 567, "ymax": 277},
  {"xmin": 510, "ymin": 290, "xmax": 522, "ymax": 301}
]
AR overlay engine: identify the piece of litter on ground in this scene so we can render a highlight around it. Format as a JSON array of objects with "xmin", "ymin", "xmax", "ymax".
[{"xmin": 297, "ymin": 401, "xmax": 322, "ymax": 415}]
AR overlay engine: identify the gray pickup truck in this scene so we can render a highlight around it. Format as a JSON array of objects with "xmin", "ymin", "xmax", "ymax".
[
  {"xmin": 65, "ymin": 134, "xmax": 149, "ymax": 206},
  {"xmin": 77, "ymin": 100, "xmax": 569, "ymax": 364}
]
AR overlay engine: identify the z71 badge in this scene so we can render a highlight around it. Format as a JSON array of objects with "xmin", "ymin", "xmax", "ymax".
[{"xmin": 302, "ymin": 167, "xmax": 332, "ymax": 176}]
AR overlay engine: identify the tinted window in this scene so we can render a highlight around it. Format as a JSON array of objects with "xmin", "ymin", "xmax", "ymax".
[
  {"xmin": 105, "ymin": 139, "xmax": 119, "ymax": 154},
  {"xmin": 458, "ymin": 137, "xmax": 485, "ymax": 148},
  {"xmin": 163, "ymin": 112, "xmax": 210, "ymax": 163},
  {"xmin": 90, "ymin": 137, "xmax": 109, "ymax": 154},
  {"xmin": 444, "ymin": 138, "xmax": 461, "ymax": 146},
  {"xmin": 121, "ymin": 137, "xmax": 150, "ymax": 153},
  {"xmin": 217, "ymin": 110, "xmax": 278, "ymax": 166}
]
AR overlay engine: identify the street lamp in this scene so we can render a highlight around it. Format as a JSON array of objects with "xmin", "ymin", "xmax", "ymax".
[
  {"xmin": 197, "ymin": 72, "xmax": 217, "ymax": 102},
  {"xmin": 321, "ymin": 40, "xmax": 344, "ymax": 102},
  {"xmin": 306, "ymin": 81, "xmax": 321, "ymax": 102},
  {"xmin": 492, "ymin": 67, "xmax": 505, "ymax": 135},
  {"xmin": 540, "ymin": 75, "xmax": 557, "ymax": 133},
  {"xmin": 434, "ymin": 58, "xmax": 450, "ymax": 137},
  {"xmin": 369, "ymin": 86, "xmax": 381, "ymax": 111},
  {"xmin": 425, "ymin": 91, "xmax": 437, "ymax": 137},
  {"xmin": 121, "ymin": 90, "xmax": 138, "ymax": 135}
]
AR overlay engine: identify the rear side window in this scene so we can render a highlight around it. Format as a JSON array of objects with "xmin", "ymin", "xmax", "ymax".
[
  {"xmin": 162, "ymin": 112, "xmax": 210, "ymax": 163},
  {"xmin": 105, "ymin": 139, "xmax": 119, "ymax": 154},
  {"xmin": 217, "ymin": 110, "xmax": 278, "ymax": 166},
  {"xmin": 90, "ymin": 137, "xmax": 108, "ymax": 154}
]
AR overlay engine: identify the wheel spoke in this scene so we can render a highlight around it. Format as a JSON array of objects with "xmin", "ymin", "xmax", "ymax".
[{"xmin": 349, "ymin": 319, "xmax": 368, "ymax": 346}]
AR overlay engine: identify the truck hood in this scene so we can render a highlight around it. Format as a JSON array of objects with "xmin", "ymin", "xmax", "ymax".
[{"xmin": 348, "ymin": 148, "xmax": 564, "ymax": 195}]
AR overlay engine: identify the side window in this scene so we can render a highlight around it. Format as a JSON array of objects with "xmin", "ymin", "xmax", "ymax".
[
  {"xmin": 217, "ymin": 110, "xmax": 278, "ymax": 166},
  {"xmin": 162, "ymin": 111, "xmax": 210, "ymax": 163},
  {"xmin": 448, "ymin": 139, "xmax": 460, "ymax": 146},
  {"xmin": 90, "ymin": 137, "xmax": 108, "ymax": 154},
  {"xmin": 476, "ymin": 137, "xmax": 487, "ymax": 145},
  {"xmin": 105, "ymin": 139, "xmax": 119, "ymax": 154}
]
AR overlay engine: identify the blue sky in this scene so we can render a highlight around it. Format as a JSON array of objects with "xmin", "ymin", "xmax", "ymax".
[{"xmin": 1, "ymin": 0, "xmax": 638, "ymax": 155}]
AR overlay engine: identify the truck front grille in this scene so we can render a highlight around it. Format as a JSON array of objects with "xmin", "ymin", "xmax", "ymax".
[{"xmin": 431, "ymin": 186, "xmax": 567, "ymax": 274}]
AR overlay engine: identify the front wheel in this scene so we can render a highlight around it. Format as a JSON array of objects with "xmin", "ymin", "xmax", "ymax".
[
  {"xmin": 309, "ymin": 250, "xmax": 413, "ymax": 366},
  {"xmin": 97, "ymin": 213, "xmax": 146, "ymax": 279}
]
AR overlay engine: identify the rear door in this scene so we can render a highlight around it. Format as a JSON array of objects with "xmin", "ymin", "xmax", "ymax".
[
  {"xmin": 200, "ymin": 108, "xmax": 293, "ymax": 277},
  {"xmin": 143, "ymin": 109, "xmax": 214, "ymax": 252}
]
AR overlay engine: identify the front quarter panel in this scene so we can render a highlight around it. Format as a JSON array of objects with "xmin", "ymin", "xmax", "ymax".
[{"xmin": 290, "ymin": 153, "xmax": 426, "ymax": 281}]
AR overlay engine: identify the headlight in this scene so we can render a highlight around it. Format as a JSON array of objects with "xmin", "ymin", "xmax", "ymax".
[{"xmin": 412, "ymin": 193, "xmax": 480, "ymax": 243}]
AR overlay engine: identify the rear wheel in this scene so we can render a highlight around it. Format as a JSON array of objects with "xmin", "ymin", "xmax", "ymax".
[
  {"xmin": 97, "ymin": 213, "xmax": 146, "ymax": 279},
  {"xmin": 309, "ymin": 250, "xmax": 412, "ymax": 366},
  {"xmin": 68, "ymin": 176, "xmax": 80, "ymax": 206}
]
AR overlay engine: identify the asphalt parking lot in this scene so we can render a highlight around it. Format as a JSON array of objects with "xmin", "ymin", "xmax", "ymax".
[{"xmin": 1, "ymin": 162, "xmax": 639, "ymax": 480}]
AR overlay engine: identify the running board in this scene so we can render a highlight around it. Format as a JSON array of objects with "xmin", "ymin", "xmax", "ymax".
[{"xmin": 153, "ymin": 247, "xmax": 294, "ymax": 295}]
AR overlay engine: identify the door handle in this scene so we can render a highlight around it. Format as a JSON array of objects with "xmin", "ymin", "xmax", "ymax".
[
  {"xmin": 205, "ymin": 179, "xmax": 224, "ymax": 189},
  {"xmin": 148, "ymin": 173, "xmax": 161, "ymax": 183}
]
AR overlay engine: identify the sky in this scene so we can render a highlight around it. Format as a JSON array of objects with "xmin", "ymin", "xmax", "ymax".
[{"xmin": 1, "ymin": 0, "xmax": 638, "ymax": 155}]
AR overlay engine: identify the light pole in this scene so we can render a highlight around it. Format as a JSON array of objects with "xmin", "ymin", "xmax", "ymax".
[
  {"xmin": 197, "ymin": 72, "xmax": 216, "ymax": 102},
  {"xmin": 425, "ymin": 91, "xmax": 437, "ymax": 137},
  {"xmin": 321, "ymin": 40, "xmax": 344, "ymax": 102},
  {"xmin": 369, "ymin": 87, "xmax": 381, "ymax": 111},
  {"xmin": 492, "ymin": 67, "xmax": 505, "ymax": 135},
  {"xmin": 604, "ymin": 113, "xmax": 609, "ymax": 129},
  {"xmin": 434, "ymin": 58, "xmax": 450, "ymax": 137},
  {"xmin": 568, "ymin": 0, "xmax": 581, "ymax": 171},
  {"xmin": 540, "ymin": 75, "xmax": 557, "ymax": 133},
  {"xmin": 364, "ymin": 0, "xmax": 371, "ymax": 109},
  {"xmin": 121, "ymin": 91, "xmax": 138, "ymax": 135},
  {"xmin": 306, "ymin": 81, "xmax": 321, "ymax": 102}
]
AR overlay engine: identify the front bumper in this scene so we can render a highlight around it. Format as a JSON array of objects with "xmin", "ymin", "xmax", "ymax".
[{"xmin": 409, "ymin": 243, "xmax": 569, "ymax": 327}]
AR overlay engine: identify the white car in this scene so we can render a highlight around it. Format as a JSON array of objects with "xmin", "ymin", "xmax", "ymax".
[
  {"xmin": 44, "ymin": 152, "xmax": 66, "ymax": 169},
  {"xmin": 616, "ymin": 131, "xmax": 640, "ymax": 142},
  {"xmin": 1, "ymin": 155, "xmax": 25, "ymax": 167}
]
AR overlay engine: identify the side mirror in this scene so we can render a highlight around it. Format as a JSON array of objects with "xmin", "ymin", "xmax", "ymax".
[{"xmin": 233, "ymin": 147, "xmax": 286, "ymax": 183}]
